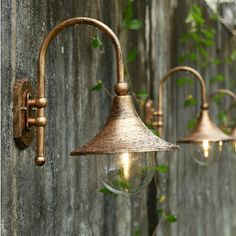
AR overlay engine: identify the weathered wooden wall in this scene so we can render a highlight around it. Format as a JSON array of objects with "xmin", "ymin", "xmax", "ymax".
[
  {"xmin": 152, "ymin": 1, "xmax": 236, "ymax": 236},
  {"xmin": 1, "ymin": 0, "xmax": 236, "ymax": 235}
]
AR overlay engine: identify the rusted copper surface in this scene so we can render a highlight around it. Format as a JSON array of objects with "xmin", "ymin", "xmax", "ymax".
[
  {"xmin": 34, "ymin": 17, "xmax": 129, "ymax": 165},
  {"xmin": 13, "ymin": 17, "xmax": 178, "ymax": 166},
  {"xmin": 144, "ymin": 99, "xmax": 154, "ymax": 125},
  {"xmin": 70, "ymin": 96, "xmax": 179, "ymax": 155},
  {"xmin": 178, "ymin": 109, "xmax": 233, "ymax": 143},
  {"xmin": 145, "ymin": 66, "xmax": 234, "ymax": 143},
  {"xmin": 13, "ymin": 79, "xmax": 34, "ymax": 149}
]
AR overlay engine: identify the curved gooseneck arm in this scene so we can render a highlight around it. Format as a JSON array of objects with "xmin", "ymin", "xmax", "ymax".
[
  {"xmin": 209, "ymin": 89, "xmax": 236, "ymax": 102},
  {"xmin": 156, "ymin": 66, "xmax": 208, "ymax": 136},
  {"xmin": 37, "ymin": 17, "xmax": 125, "ymax": 98},
  {"xmin": 158, "ymin": 66, "xmax": 208, "ymax": 112},
  {"xmin": 34, "ymin": 17, "xmax": 127, "ymax": 165}
]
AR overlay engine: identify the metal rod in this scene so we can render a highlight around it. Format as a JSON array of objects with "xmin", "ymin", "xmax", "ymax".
[
  {"xmin": 35, "ymin": 17, "xmax": 125, "ymax": 165},
  {"xmin": 156, "ymin": 66, "xmax": 208, "ymax": 137},
  {"xmin": 209, "ymin": 89, "xmax": 236, "ymax": 102}
]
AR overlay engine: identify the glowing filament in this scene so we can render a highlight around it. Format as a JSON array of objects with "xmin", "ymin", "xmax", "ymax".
[
  {"xmin": 219, "ymin": 141, "xmax": 223, "ymax": 152},
  {"xmin": 234, "ymin": 142, "xmax": 236, "ymax": 153},
  {"xmin": 120, "ymin": 153, "xmax": 130, "ymax": 179},
  {"xmin": 202, "ymin": 140, "xmax": 210, "ymax": 158}
]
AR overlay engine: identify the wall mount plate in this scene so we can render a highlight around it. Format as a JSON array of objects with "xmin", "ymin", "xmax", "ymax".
[{"xmin": 13, "ymin": 79, "xmax": 34, "ymax": 149}]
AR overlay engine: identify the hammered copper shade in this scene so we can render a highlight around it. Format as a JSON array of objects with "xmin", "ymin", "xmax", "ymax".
[
  {"xmin": 70, "ymin": 95, "xmax": 179, "ymax": 155},
  {"xmin": 178, "ymin": 109, "xmax": 233, "ymax": 143}
]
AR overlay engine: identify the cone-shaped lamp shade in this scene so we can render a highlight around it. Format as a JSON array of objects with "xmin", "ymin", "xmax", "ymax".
[
  {"xmin": 178, "ymin": 109, "xmax": 234, "ymax": 143},
  {"xmin": 70, "ymin": 95, "xmax": 179, "ymax": 155}
]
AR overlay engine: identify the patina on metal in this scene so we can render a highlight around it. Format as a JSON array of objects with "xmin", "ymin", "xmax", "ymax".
[
  {"xmin": 209, "ymin": 88, "xmax": 236, "ymax": 140},
  {"xmin": 13, "ymin": 17, "xmax": 179, "ymax": 166},
  {"xmin": 145, "ymin": 66, "xmax": 234, "ymax": 143}
]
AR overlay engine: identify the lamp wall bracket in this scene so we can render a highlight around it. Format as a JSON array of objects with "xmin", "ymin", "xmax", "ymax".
[{"xmin": 13, "ymin": 79, "xmax": 47, "ymax": 149}]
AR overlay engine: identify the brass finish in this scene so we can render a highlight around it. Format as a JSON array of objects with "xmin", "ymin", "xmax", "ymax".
[
  {"xmin": 28, "ymin": 117, "xmax": 47, "ymax": 127},
  {"xmin": 144, "ymin": 99, "xmax": 154, "ymax": 125},
  {"xmin": 13, "ymin": 17, "xmax": 178, "ymax": 166},
  {"xmin": 13, "ymin": 79, "xmax": 35, "ymax": 149},
  {"xmin": 35, "ymin": 17, "xmax": 130, "ymax": 165},
  {"xmin": 145, "ymin": 66, "xmax": 234, "ymax": 143},
  {"xmin": 210, "ymin": 89, "xmax": 236, "ymax": 139},
  {"xmin": 178, "ymin": 109, "xmax": 233, "ymax": 143},
  {"xmin": 27, "ymin": 97, "xmax": 47, "ymax": 108},
  {"xmin": 210, "ymin": 89, "xmax": 236, "ymax": 102},
  {"xmin": 71, "ymin": 96, "xmax": 179, "ymax": 155}
]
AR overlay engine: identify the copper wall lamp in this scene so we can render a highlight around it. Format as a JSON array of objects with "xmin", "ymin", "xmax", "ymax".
[
  {"xmin": 145, "ymin": 66, "xmax": 234, "ymax": 166},
  {"xmin": 13, "ymin": 17, "xmax": 179, "ymax": 195},
  {"xmin": 210, "ymin": 89, "xmax": 236, "ymax": 154}
]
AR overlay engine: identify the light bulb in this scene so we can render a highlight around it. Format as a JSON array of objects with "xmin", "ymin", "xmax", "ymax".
[
  {"xmin": 188, "ymin": 140, "xmax": 222, "ymax": 166},
  {"xmin": 227, "ymin": 141, "xmax": 236, "ymax": 160},
  {"xmin": 97, "ymin": 152, "xmax": 155, "ymax": 195},
  {"xmin": 202, "ymin": 140, "xmax": 210, "ymax": 158}
]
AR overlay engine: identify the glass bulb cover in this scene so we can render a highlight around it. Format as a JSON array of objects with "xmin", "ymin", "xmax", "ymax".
[
  {"xmin": 188, "ymin": 141, "xmax": 222, "ymax": 166},
  {"xmin": 97, "ymin": 152, "xmax": 155, "ymax": 195},
  {"xmin": 227, "ymin": 141, "xmax": 236, "ymax": 160}
]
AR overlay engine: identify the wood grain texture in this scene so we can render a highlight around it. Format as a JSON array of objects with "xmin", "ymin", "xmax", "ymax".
[
  {"xmin": 1, "ymin": 0, "xmax": 236, "ymax": 236},
  {"xmin": 1, "ymin": 0, "xmax": 150, "ymax": 235},
  {"xmin": 152, "ymin": 1, "xmax": 236, "ymax": 236}
]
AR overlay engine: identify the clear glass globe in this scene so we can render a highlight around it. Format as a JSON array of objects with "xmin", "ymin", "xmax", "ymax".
[
  {"xmin": 97, "ymin": 152, "xmax": 155, "ymax": 195},
  {"xmin": 188, "ymin": 140, "xmax": 223, "ymax": 166},
  {"xmin": 228, "ymin": 141, "xmax": 236, "ymax": 160}
]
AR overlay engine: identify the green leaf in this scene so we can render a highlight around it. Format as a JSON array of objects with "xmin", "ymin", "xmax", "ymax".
[
  {"xmin": 158, "ymin": 195, "xmax": 166, "ymax": 203},
  {"xmin": 180, "ymin": 33, "xmax": 191, "ymax": 42},
  {"xmin": 99, "ymin": 187, "xmax": 117, "ymax": 198},
  {"xmin": 165, "ymin": 214, "xmax": 177, "ymax": 223},
  {"xmin": 225, "ymin": 50, "xmax": 236, "ymax": 64},
  {"xmin": 156, "ymin": 208, "xmax": 164, "ymax": 215},
  {"xmin": 91, "ymin": 80, "xmax": 103, "ymax": 91},
  {"xmin": 134, "ymin": 229, "xmax": 141, "ymax": 236},
  {"xmin": 217, "ymin": 111, "xmax": 228, "ymax": 125},
  {"xmin": 212, "ymin": 94, "xmax": 225, "ymax": 104},
  {"xmin": 199, "ymin": 47, "xmax": 208, "ymax": 60},
  {"xmin": 190, "ymin": 32, "xmax": 201, "ymax": 42},
  {"xmin": 177, "ymin": 77, "xmax": 194, "ymax": 87},
  {"xmin": 125, "ymin": 49, "xmax": 138, "ymax": 63},
  {"xmin": 187, "ymin": 118, "xmax": 197, "ymax": 130},
  {"xmin": 185, "ymin": 5, "xmax": 204, "ymax": 27},
  {"xmin": 184, "ymin": 95, "xmax": 197, "ymax": 107},
  {"xmin": 200, "ymin": 38, "xmax": 214, "ymax": 47},
  {"xmin": 123, "ymin": 0, "xmax": 133, "ymax": 22},
  {"xmin": 124, "ymin": 19, "xmax": 143, "ymax": 30},
  {"xmin": 179, "ymin": 53, "xmax": 197, "ymax": 63},
  {"xmin": 114, "ymin": 177, "xmax": 131, "ymax": 190},
  {"xmin": 91, "ymin": 36, "xmax": 103, "ymax": 48},
  {"xmin": 210, "ymin": 12, "xmax": 220, "ymax": 21},
  {"xmin": 154, "ymin": 164, "xmax": 169, "ymax": 173},
  {"xmin": 136, "ymin": 90, "xmax": 148, "ymax": 99},
  {"xmin": 146, "ymin": 124, "xmax": 159, "ymax": 136},
  {"xmin": 210, "ymin": 74, "xmax": 225, "ymax": 84},
  {"xmin": 201, "ymin": 28, "xmax": 215, "ymax": 39},
  {"xmin": 211, "ymin": 58, "xmax": 221, "ymax": 65}
]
